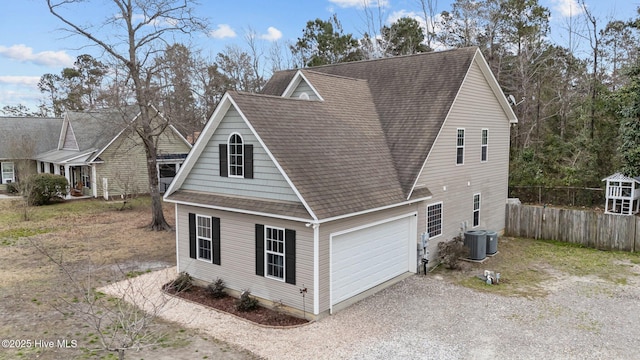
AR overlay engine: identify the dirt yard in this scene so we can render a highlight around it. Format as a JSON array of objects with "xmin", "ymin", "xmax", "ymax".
[{"xmin": 0, "ymin": 197, "xmax": 259, "ymax": 360}]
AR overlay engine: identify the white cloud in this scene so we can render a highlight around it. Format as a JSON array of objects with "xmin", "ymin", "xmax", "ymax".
[
  {"xmin": 551, "ymin": 0, "xmax": 584, "ymax": 17},
  {"xmin": 328, "ymin": 0, "xmax": 389, "ymax": 9},
  {"xmin": 260, "ymin": 27, "xmax": 282, "ymax": 41},
  {"xmin": 209, "ymin": 24, "xmax": 237, "ymax": 39},
  {"xmin": 0, "ymin": 76, "xmax": 41, "ymax": 86},
  {"xmin": 0, "ymin": 44, "xmax": 73, "ymax": 68},
  {"xmin": 387, "ymin": 10, "xmax": 422, "ymax": 25}
]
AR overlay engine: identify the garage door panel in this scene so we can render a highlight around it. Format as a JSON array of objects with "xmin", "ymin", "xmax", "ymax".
[{"xmin": 331, "ymin": 216, "xmax": 412, "ymax": 305}]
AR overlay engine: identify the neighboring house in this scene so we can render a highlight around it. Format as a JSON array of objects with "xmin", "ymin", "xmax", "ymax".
[
  {"xmin": 0, "ymin": 117, "xmax": 63, "ymax": 190},
  {"xmin": 0, "ymin": 108, "xmax": 191, "ymax": 199},
  {"xmin": 163, "ymin": 47, "xmax": 518, "ymax": 319}
]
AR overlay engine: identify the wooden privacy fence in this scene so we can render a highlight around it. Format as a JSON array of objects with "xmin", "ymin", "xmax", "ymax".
[{"xmin": 505, "ymin": 203, "xmax": 640, "ymax": 252}]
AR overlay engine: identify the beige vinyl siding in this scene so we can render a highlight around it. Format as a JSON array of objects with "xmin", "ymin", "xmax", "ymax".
[
  {"xmin": 176, "ymin": 204, "xmax": 314, "ymax": 313},
  {"xmin": 290, "ymin": 80, "xmax": 320, "ymax": 100},
  {"xmin": 415, "ymin": 59, "xmax": 510, "ymax": 262},
  {"xmin": 94, "ymin": 128, "xmax": 190, "ymax": 198},
  {"xmin": 181, "ymin": 108, "xmax": 300, "ymax": 202},
  {"xmin": 157, "ymin": 129, "xmax": 190, "ymax": 155},
  {"xmin": 317, "ymin": 203, "xmax": 422, "ymax": 313}
]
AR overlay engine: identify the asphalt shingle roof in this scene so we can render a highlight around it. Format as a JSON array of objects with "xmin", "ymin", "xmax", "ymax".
[
  {"xmin": 0, "ymin": 117, "xmax": 63, "ymax": 159},
  {"xmin": 262, "ymin": 47, "xmax": 478, "ymax": 196}
]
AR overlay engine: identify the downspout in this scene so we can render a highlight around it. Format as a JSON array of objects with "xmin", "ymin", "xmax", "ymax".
[{"xmin": 313, "ymin": 223, "xmax": 319, "ymax": 316}]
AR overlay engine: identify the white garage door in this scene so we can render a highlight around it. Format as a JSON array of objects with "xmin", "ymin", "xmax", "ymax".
[{"xmin": 331, "ymin": 215, "xmax": 414, "ymax": 306}]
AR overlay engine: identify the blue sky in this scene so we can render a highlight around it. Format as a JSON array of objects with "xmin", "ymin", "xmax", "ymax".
[{"xmin": 0, "ymin": 0, "xmax": 637, "ymax": 112}]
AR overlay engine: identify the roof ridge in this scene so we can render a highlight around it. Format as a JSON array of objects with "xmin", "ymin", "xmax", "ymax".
[
  {"xmin": 302, "ymin": 70, "xmax": 367, "ymax": 82},
  {"xmin": 301, "ymin": 46, "xmax": 478, "ymax": 70},
  {"xmin": 230, "ymin": 91, "xmax": 323, "ymax": 102}
]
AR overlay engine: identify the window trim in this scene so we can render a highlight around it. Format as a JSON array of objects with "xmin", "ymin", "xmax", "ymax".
[
  {"xmin": 473, "ymin": 193, "xmax": 481, "ymax": 228},
  {"xmin": 426, "ymin": 201, "xmax": 443, "ymax": 238},
  {"xmin": 264, "ymin": 225, "xmax": 286, "ymax": 282},
  {"xmin": 196, "ymin": 214, "xmax": 213, "ymax": 262},
  {"xmin": 227, "ymin": 132, "xmax": 244, "ymax": 178},
  {"xmin": 1, "ymin": 162, "xmax": 15, "ymax": 184},
  {"xmin": 456, "ymin": 128, "xmax": 465, "ymax": 165},
  {"xmin": 481, "ymin": 129, "xmax": 488, "ymax": 162}
]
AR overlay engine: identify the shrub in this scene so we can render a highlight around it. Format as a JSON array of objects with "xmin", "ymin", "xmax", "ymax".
[
  {"xmin": 236, "ymin": 290, "xmax": 258, "ymax": 312},
  {"xmin": 6, "ymin": 182, "xmax": 19, "ymax": 194},
  {"xmin": 27, "ymin": 174, "xmax": 68, "ymax": 205},
  {"xmin": 437, "ymin": 236, "xmax": 469, "ymax": 270},
  {"xmin": 207, "ymin": 278, "xmax": 226, "ymax": 299},
  {"xmin": 167, "ymin": 272, "xmax": 193, "ymax": 292}
]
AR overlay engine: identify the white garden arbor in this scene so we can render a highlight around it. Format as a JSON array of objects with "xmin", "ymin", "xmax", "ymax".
[{"xmin": 603, "ymin": 173, "xmax": 640, "ymax": 215}]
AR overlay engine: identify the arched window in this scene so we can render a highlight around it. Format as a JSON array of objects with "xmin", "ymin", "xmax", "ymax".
[{"xmin": 228, "ymin": 133, "xmax": 243, "ymax": 177}]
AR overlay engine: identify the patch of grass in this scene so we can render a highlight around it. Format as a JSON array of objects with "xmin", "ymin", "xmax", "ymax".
[
  {"xmin": 435, "ymin": 237, "xmax": 640, "ymax": 298},
  {"xmin": 0, "ymin": 227, "xmax": 52, "ymax": 246},
  {"xmin": 125, "ymin": 269, "xmax": 152, "ymax": 278}
]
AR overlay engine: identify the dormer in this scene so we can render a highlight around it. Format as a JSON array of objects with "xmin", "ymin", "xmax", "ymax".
[
  {"xmin": 281, "ymin": 70, "xmax": 324, "ymax": 101},
  {"xmin": 58, "ymin": 115, "xmax": 80, "ymax": 151}
]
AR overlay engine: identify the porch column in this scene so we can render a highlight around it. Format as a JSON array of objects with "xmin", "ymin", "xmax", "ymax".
[
  {"xmin": 54, "ymin": 165, "xmax": 60, "ymax": 175},
  {"xmin": 64, "ymin": 165, "xmax": 72, "ymax": 199}
]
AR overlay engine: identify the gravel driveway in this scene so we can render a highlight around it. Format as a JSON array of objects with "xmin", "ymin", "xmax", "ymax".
[{"xmin": 102, "ymin": 267, "xmax": 640, "ymax": 359}]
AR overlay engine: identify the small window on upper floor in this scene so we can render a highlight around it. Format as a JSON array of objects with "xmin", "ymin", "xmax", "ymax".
[
  {"xmin": 219, "ymin": 133, "xmax": 253, "ymax": 179},
  {"xmin": 456, "ymin": 128, "xmax": 465, "ymax": 165},
  {"xmin": 228, "ymin": 133, "xmax": 243, "ymax": 177},
  {"xmin": 298, "ymin": 92, "xmax": 310, "ymax": 100},
  {"xmin": 481, "ymin": 129, "xmax": 488, "ymax": 162}
]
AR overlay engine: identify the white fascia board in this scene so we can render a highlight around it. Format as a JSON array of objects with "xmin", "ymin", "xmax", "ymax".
[
  {"xmin": 164, "ymin": 197, "xmax": 315, "ymax": 224},
  {"xmin": 408, "ymin": 48, "xmax": 517, "ymax": 199},
  {"xmin": 317, "ymin": 196, "xmax": 430, "ymax": 224},
  {"xmin": 281, "ymin": 70, "xmax": 325, "ymax": 101},
  {"xmin": 57, "ymin": 113, "xmax": 69, "ymax": 150},
  {"xmin": 164, "ymin": 93, "xmax": 233, "ymax": 198},
  {"xmin": 473, "ymin": 49, "xmax": 518, "ymax": 124},
  {"xmin": 89, "ymin": 125, "xmax": 129, "ymax": 163},
  {"xmin": 168, "ymin": 124, "xmax": 193, "ymax": 148},
  {"xmin": 227, "ymin": 95, "xmax": 320, "ymax": 222},
  {"xmin": 407, "ymin": 63, "xmax": 470, "ymax": 200}
]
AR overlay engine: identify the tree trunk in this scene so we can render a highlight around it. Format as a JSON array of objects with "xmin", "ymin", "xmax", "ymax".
[{"xmin": 141, "ymin": 119, "xmax": 171, "ymax": 231}]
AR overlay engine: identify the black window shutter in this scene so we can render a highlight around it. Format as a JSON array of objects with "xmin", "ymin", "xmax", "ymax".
[
  {"xmin": 285, "ymin": 229, "xmax": 296, "ymax": 285},
  {"xmin": 219, "ymin": 144, "xmax": 228, "ymax": 177},
  {"xmin": 244, "ymin": 144, "xmax": 253, "ymax": 179},
  {"xmin": 255, "ymin": 224, "xmax": 264, "ymax": 276},
  {"xmin": 188, "ymin": 213, "xmax": 196, "ymax": 259},
  {"xmin": 212, "ymin": 217, "xmax": 221, "ymax": 265}
]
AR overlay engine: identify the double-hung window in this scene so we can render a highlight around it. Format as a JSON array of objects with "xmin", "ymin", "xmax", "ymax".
[
  {"xmin": 228, "ymin": 133, "xmax": 243, "ymax": 177},
  {"xmin": 188, "ymin": 213, "xmax": 220, "ymax": 265},
  {"xmin": 196, "ymin": 215, "xmax": 212, "ymax": 261},
  {"xmin": 255, "ymin": 224, "xmax": 296, "ymax": 284},
  {"xmin": 473, "ymin": 193, "xmax": 481, "ymax": 227},
  {"xmin": 265, "ymin": 226, "xmax": 285, "ymax": 280},
  {"xmin": 426, "ymin": 202, "xmax": 443, "ymax": 238},
  {"xmin": 1, "ymin": 162, "xmax": 14, "ymax": 184},
  {"xmin": 481, "ymin": 129, "xmax": 488, "ymax": 162},
  {"xmin": 456, "ymin": 128, "xmax": 465, "ymax": 165}
]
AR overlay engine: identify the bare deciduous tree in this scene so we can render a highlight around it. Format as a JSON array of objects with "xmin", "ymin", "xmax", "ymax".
[
  {"xmin": 32, "ymin": 238, "xmax": 173, "ymax": 360},
  {"xmin": 47, "ymin": 0, "xmax": 208, "ymax": 230}
]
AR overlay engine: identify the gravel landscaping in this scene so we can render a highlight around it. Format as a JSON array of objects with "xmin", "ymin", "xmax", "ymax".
[{"xmin": 102, "ymin": 265, "xmax": 640, "ymax": 360}]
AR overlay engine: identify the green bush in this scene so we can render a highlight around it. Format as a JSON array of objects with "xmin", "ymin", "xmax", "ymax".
[
  {"xmin": 5, "ymin": 182, "xmax": 19, "ymax": 194},
  {"xmin": 28, "ymin": 174, "xmax": 69, "ymax": 205},
  {"xmin": 207, "ymin": 278, "xmax": 226, "ymax": 299},
  {"xmin": 236, "ymin": 290, "xmax": 258, "ymax": 312}
]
